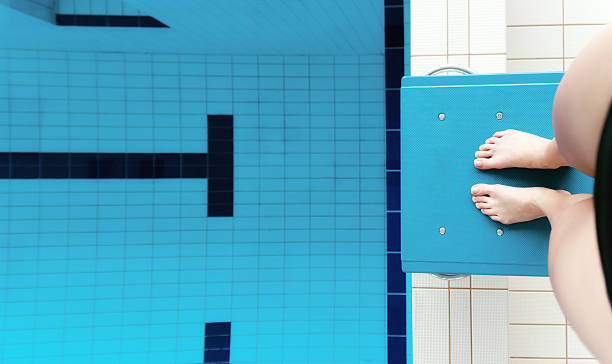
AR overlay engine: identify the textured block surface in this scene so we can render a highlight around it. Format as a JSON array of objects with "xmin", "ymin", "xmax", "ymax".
[{"xmin": 401, "ymin": 72, "xmax": 593, "ymax": 276}]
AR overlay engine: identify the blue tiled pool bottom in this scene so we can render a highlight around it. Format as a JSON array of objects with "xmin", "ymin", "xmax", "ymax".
[{"xmin": 0, "ymin": 50, "xmax": 388, "ymax": 363}]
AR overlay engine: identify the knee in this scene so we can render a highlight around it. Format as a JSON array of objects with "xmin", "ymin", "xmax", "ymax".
[
  {"xmin": 551, "ymin": 69, "xmax": 603, "ymax": 177},
  {"xmin": 551, "ymin": 83, "xmax": 576, "ymax": 168}
]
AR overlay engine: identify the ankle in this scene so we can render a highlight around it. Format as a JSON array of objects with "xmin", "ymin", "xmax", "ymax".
[
  {"xmin": 545, "ymin": 138, "xmax": 569, "ymax": 169},
  {"xmin": 535, "ymin": 188, "xmax": 572, "ymax": 218}
]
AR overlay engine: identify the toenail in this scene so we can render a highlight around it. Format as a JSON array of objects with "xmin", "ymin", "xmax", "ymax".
[{"xmin": 475, "ymin": 160, "xmax": 482, "ymax": 167}]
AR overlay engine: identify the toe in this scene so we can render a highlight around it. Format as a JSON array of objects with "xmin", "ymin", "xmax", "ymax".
[
  {"xmin": 474, "ymin": 158, "xmax": 499, "ymax": 169},
  {"xmin": 490, "ymin": 215, "xmax": 502, "ymax": 222},
  {"xmin": 493, "ymin": 130, "xmax": 511, "ymax": 137},
  {"xmin": 475, "ymin": 202, "xmax": 489, "ymax": 209},
  {"xmin": 479, "ymin": 144, "xmax": 492, "ymax": 151},
  {"xmin": 471, "ymin": 184, "xmax": 491, "ymax": 196},
  {"xmin": 486, "ymin": 137, "xmax": 499, "ymax": 144},
  {"xmin": 475, "ymin": 150, "xmax": 492, "ymax": 158},
  {"xmin": 481, "ymin": 208, "xmax": 495, "ymax": 216},
  {"xmin": 472, "ymin": 196, "xmax": 489, "ymax": 203}
]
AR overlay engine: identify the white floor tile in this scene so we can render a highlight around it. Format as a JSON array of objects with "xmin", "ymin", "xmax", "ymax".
[
  {"xmin": 567, "ymin": 360, "xmax": 600, "ymax": 364},
  {"xmin": 509, "ymin": 359, "xmax": 565, "ymax": 364},
  {"xmin": 412, "ymin": 288, "xmax": 449, "ymax": 364},
  {"xmin": 508, "ymin": 276, "xmax": 553, "ymax": 291},
  {"xmin": 567, "ymin": 325, "xmax": 595, "ymax": 358},
  {"xmin": 507, "ymin": 59, "xmax": 564, "ymax": 73},
  {"xmin": 447, "ymin": 55, "xmax": 470, "ymax": 69},
  {"xmin": 471, "ymin": 275, "xmax": 508, "ymax": 289},
  {"xmin": 470, "ymin": 54, "xmax": 507, "ymax": 73},
  {"xmin": 507, "ymin": 26, "xmax": 563, "ymax": 59},
  {"xmin": 509, "ymin": 325, "xmax": 566, "ymax": 358},
  {"xmin": 448, "ymin": 0, "xmax": 469, "ymax": 54},
  {"xmin": 508, "ymin": 291, "xmax": 565, "ymax": 325},
  {"xmin": 472, "ymin": 289, "xmax": 508, "ymax": 364},
  {"xmin": 411, "ymin": 272, "xmax": 449, "ymax": 288},
  {"xmin": 506, "ymin": 0, "xmax": 563, "ymax": 26},
  {"xmin": 449, "ymin": 275, "xmax": 470, "ymax": 288},
  {"xmin": 450, "ymin": 290, "xmax": 471, "ymax": 364},
  {"xmin": 410, "ymin": 56, "xmax": 448, "ymax": 76},
  {"xmin": 564, "ymin": 25, "xmax": 605, "ymax": 58},
  {"xmin": 411, "ymin": 0, "xmax": 448, "ymax": 55},
  {"xmin": 564, "ymin": 0, "xmax": 612, "ymax": 24},
  {"xmin": 469, "ymin": 0, "xmax": 507, "ymax": 54}
]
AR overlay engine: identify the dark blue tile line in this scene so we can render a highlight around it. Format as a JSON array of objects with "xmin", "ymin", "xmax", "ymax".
[
  {"xmin": 1, "ymin": 115, "xmax": 233, "ymax": 217},
  {"xmin": 207, "ymin": 115, "xmax": 234, "ymax": 217},
  {"xmin": 204, "ymin": 335, "xmax": 230, "ymax": 348},
  {"xmin": 386, "ymin": 131, "xmax": 400, "ymax": 170},
  {"xmin": 387, "ymin": 294, "xmax": 407, "ymax": 335},
  {"xmin": 385, "ymin": 6, "xmax": 404, "ymax": 48},
  {"xmin": 387, "ymin": 212, "xmax": 401, "ymax": 252},
  {"xmin": 385, "ymin": 48, "xmax": 404, "ymax": 89},
  {"xmin": 0, "ymin": 152, "xmax": 205, "ymax": 179},
  {"xmin": 385, "ymin": 1, "xmax": 407, "ymax": 363},
  {"xmin": 386, "ymin": 90, "xmax": 400, "ymax": 130},
  {"xmin": 388, "ymin": 336, "xmax": 408, "ymax": 363},
  {"xmin": 386, "ymin": 171, "xmax": 401, "ymax": 212},
  {"xmin": 205, "ymin": 322, "xmax": 231, "ymax": 336},
  {"xmin": 204, "ymin": 322, "xmax": 231, "ymax": 363},
  {"xmin": 56, "ymin": 14, "xmax": 168, "ymax": 27},
  {"xmin": 387, "ymin": 253, "xmax": 406, "ymax": 294}
]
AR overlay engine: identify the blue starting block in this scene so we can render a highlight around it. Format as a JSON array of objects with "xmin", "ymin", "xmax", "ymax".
[{"xmin": 400, "ymin": 72, "xmax": 594, "ymax": 276}]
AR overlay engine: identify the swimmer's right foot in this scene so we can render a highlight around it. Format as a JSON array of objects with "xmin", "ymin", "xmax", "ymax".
[{"xmin": 474, "ymin": 129, "xmax": 568, "ymax": 170}]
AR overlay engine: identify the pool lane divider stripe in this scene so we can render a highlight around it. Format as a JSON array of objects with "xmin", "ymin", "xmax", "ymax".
[
  {"xmin": 385, "ymin": 0, "xmax": 409, "ymax": 363},
  {"xmin": 56, "ymin": 14, "xmax": 168, "ymax": 28},
  {"xmin": 204, "ymin": 322, "xmax": 231, "ymax": 363},
  {"xmin": 0, "ymin": 114, "xmax": 233, "ymax": 217}
]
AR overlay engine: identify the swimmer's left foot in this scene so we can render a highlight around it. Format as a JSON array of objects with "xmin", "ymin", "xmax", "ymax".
[{"xmin": 470, "ymin": 183, "xmax": 570, "ymax": 224}]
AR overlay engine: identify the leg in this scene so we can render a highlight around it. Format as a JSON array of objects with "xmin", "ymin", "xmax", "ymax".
[
  {"xmin": 552, "ymin": 22, "xmax": 612, "ymax": 177},
  {"xmin": 475, "ymin": 23, "xmax": 612, "ymax": 177},
  {"xmin": 471, "ymin": 185, "xmax": 612, "ymax": 362},
  {"xmin": 548, "ymin": 197, "xmax": 612, "ymax": 363}
]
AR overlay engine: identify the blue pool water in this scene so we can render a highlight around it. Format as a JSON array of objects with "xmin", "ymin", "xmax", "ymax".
[{"xmin": 0, "ymin": 1, "xmax": 410, "ymax": 362}]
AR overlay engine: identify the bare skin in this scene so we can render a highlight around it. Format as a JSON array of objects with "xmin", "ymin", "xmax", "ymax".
[
  {"xmin": 467, "ymin": 22, "xmax": 612, "ymax": 363},
  {"xmin": 470, "ymin": 129, "xmax": 612, "ymax": 363},
  {"xmin": 471, "ymin": 129, "xmax": 573, "ymax": 224},
  {"xmin": 474, "ymin": 129, "xmax": 568, "ymax": 170},
  {"xmin": 471, "ymin": 183, "xmax": 571, "ymax": 225}
]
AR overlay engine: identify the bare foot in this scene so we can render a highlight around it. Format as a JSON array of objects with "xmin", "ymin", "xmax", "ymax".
[
  {"xmin": 470, "ymin": 184, "xmax": 571, "ymax": 224},
  {"xmin": 474, "ymin": 129, "xmax": 567, "ymax": 170}
]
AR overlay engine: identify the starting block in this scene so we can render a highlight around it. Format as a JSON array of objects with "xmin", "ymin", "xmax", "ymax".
[{"xmin": 401, "ymin": 72, "xmax": 594, "ymax": 276}]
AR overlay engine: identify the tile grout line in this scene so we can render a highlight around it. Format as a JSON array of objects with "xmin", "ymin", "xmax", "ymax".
[
  {"xmin": 446, "ymin": 0, "xmax": 449, "ymax": 65},
  {"xmin": 448, "ymin": 280, "xmax": 451, "ymax": 364},
  {"xmin": 507, "ymin": 23, "xmax": 608, "ymax": 27},
  {"xmin": 507, "ymin": 57, "xmax": 574, "ymax": 61},
  {"xmin": 412, "ymin": 52, "xmax": 506, "ymax": 57},
  {"xmin": 469, "ymin": 276, "xmax": 473, "ymax": 364},
  {"xmin": 565, "ymin": 316, "xmax": 568, "ymax": 364},
  {"xmin": 413, "ymin": 286, "xmax": 507, "ymax": 291},
  {"xmin": 562, "ymin": 0, "xmax": 566, "ymax": 71},
  {"xmin": 467, "ymin": 0, "xmax": 471, "ymax": 68},
  {"xmin": 512, "ymin": 357, "xmax": 597, "ymax": 360},
  {"xmin": 509, "ymin": 323, "xmax": 567, "ymax": 326},
  {"xmin": 510, "ymin": 356, "xmax": 568, "ymax": 359}
]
